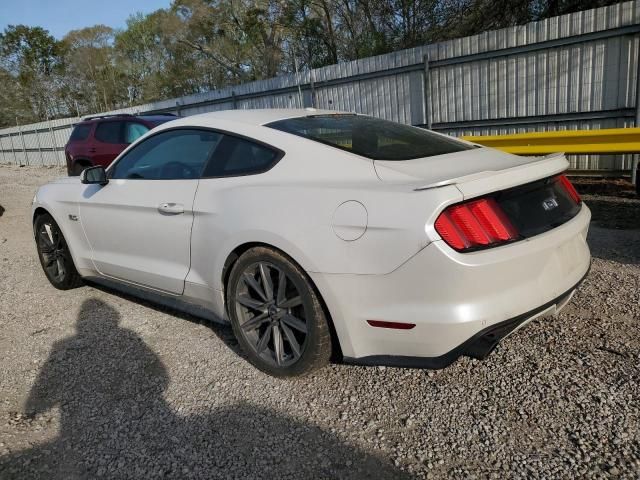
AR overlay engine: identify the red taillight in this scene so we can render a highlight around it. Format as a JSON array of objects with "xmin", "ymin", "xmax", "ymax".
[
  {"xmin": 435, "ymin": 198, "xmax": 519, "ymax": 252},
  {"xmin": 558, "ymin": 174, "xmax": 581, "ymax": 204}
]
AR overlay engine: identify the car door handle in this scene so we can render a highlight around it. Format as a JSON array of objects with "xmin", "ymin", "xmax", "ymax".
[
  {"xmin": 158, "ymin": 203, "xmax": 184, "ymax": 215},
  {"xmin": 88, "ymin": 148, "xmax": 96, "ymax": 153}
]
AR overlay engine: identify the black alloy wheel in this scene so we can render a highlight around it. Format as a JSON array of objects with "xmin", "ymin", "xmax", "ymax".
[
  {"xmin": 34, "ymin": 213, "xmax": 83, "ymax": 290},
  {"xmin": 227, "ymin": 247, "xmax": 332, "ymax": 377}
]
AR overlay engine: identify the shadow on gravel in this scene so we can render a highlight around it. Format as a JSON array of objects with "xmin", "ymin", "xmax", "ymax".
[
  {"xmin": 585, "ymin": 197, "xmax": 640, "ymax": 230},
  {"xmin": 587, "ymin": 227, "xmax": 640, "ymax": 266},
  {"xmin": 87, "ymin": 279, "xmax": 246, "ymax": 359},
  {"xmin": 0, "ymin": 204, "xmax": 4, "ymax": 217},
  {"xmin": 0, "ymin": 298, "xmax": 411, "ymax": 479}
]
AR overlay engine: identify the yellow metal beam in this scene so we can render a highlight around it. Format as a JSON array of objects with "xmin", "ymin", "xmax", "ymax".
[{"xmin": 461, "ymin": 127, "xmax": 640, "ymax": 155}]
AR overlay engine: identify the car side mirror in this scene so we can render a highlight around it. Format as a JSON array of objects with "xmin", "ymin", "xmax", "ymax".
[{"xmin": 80, "ymin": 166, "xmax": 108, "ymax": 186}]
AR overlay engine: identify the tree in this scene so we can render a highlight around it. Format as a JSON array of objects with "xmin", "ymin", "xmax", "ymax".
[
  {"xmin": 0, "ymin": 25, "xmax": 64, "ymax": 124},
  {"xmin": 60, "ymin": 26, "xmax": 126, "ymax": 115},
  {"xmin": 172, "ymin": 0, "xmax": 290, "ymax": 82},
  {"xmin": 115, "ymin": 12, "xmax": 174, "ymax": 104},
  {"xmin": 0, "ymin": 67, "xmax": 26, "ymax": 127}
]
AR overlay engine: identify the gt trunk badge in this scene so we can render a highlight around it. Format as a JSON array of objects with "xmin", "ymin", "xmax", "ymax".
[{"xmin": 542, "ymin": 197, "xmax": 559, "ymax": 211}]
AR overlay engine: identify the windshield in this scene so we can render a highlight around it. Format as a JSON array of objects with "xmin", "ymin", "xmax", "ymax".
[{"xmin": 266, "ymin": 114, "xmax": 475, "ymax": 160}]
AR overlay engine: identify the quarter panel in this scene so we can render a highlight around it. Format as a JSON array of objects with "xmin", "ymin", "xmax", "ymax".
[
  {"xmin": 310, "ymin": 205, "xmax": 592, "ymax": 359},
  {"xmin": 187, "ymin": 149, "xmax": 464, "ymax": 296}
]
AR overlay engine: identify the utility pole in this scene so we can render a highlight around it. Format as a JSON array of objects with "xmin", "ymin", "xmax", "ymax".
[
  {"xmin": 310, "ymin": 68, "xmax": 316, "ymax": 108},
  {"xmin": 292, "ymin": 47, "xmax": 304, "ymax": 108},
  {"xmin": 423, "ymin": 54, "xmax": 433, "ymax": 130}
]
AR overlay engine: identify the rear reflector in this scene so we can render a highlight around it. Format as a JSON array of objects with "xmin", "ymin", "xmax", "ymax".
[
  {"xmin": 435, "ymin": 198, "xmax": 519, "ymax": 252},
  {"xmin": 558, "ymin": 174, "xmax": 581, "ymax": 204},
  {"xmin": 367, "ymin": 320, "xmax": 416, "ymax": 330}
]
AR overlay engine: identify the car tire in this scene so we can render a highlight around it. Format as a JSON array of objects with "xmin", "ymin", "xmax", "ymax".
[
  {"xmin": 34, "ymin": 213, "xmax": 83, "ymax": 290},
  {"xmin": 226, "ymin": 247, "xmax": 332, "ymax": 377}
]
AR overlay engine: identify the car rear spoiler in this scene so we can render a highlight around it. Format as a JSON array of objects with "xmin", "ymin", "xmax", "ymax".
[{"xmin": 413, "ymin": 153, "xmax": 568, "ymax": 194}]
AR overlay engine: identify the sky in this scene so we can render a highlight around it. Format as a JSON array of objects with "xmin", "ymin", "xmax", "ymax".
[{"xmin": 0, "ymin": 0, "xmax": 173, "ymax": 39}]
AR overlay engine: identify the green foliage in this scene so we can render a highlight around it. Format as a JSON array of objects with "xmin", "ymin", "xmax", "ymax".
[
  {"xmin": 59, "ymin": 25, "xmax": 127, "ymax": 115},
  {"xmin": 0, "ymin": 25, "xmax": 61, "ymax": 76},
  {"xmin": 0, "ymin": 0, "xmax": 624, "ymax": 128},
  {"xmin": 0, "ymin": 25, "xmax": 64, "ymax": 125}
]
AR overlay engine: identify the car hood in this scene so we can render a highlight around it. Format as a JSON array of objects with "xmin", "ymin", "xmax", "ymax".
[{"xmin": 373, "ymin": 147, "xmax": 569, "ymax": 196}]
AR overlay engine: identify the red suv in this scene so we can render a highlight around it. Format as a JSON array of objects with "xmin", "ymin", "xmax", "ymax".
[{"xmin": 65, "ymin": 113, "xmax": 178, "ymax": 176}]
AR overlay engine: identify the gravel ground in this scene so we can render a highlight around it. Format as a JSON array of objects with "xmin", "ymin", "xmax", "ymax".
[{"xmin": 0, "ymin": 164, "xmax": 639, "ymax": 479}]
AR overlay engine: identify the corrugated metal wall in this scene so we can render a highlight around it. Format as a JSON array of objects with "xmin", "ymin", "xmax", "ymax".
[{"xmin": 1, "ymin": 1, "xmax": 639, "ymax": 172}]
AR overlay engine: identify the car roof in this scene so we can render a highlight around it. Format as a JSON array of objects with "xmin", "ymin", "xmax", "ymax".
[
  {"xmin": 74, "ymin": 109, "xmax": 345, "ymax": 129},
  {"xmin": 184, "ymin": 108, "xmax": 348, "ymax": 127}
]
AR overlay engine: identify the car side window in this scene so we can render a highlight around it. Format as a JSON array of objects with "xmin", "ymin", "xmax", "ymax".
[
  {"xmin": 95, "ymin": 121, "xmax": 124, "ymax": 144},
  {"xmin": 95, "ymin": 121, "xmax": 123, "ymax": 144},
  {"xmin": 202, "ymin": 135, "xmax": 280, "ymax": 177},
  {"xmin": 110, "ymin": 129, "xmax": 222, "ymax": 180},
  {"xmin": 124, "ymin": 122, "xmax": 150, "ymax": 144},
  {"xmin": 69, "ymin": 124, "xmax": 91, "ymax": 141}
]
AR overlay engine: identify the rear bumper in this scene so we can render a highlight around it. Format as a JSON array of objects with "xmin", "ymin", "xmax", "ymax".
[
  {"xmin": 310, "ymin": 204, "xmax": 591, "ymax": 363},
  {"xmin": 342, "ymin": 268, "xmax": 588, "ymax": 369}
]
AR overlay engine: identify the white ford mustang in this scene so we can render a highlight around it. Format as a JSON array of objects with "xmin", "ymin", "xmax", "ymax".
[{"xmin": 32, "ymin": 109, "xmax": 591, "ymax": 376}]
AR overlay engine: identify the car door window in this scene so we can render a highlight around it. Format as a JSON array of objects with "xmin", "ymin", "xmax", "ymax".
[
  {"xmin": 110, "ymin": 129, "xmax": 222, "ymax": 180},
  {"xmin": 124, "ymin": 122, "xmax": 150, "ymax": 144},
  {"xmin": 95, "ymin": 121, "xmax": 124, "ymax": 144},
  {"xmin": 202, "ymin": 135, "xmax": 280, "ymax": 177},
  {"xmin": 69, "ymin": 124, "xmax": 92, "ymax": 141}
]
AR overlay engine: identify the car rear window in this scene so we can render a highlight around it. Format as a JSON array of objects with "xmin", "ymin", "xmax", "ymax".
[
  {"xmin": 266, "ymin": 114, "xmax": 475, "ymax": 160},
  {"xmin": 69, "ymin": 124, "xmax": 91, "ymax": 141}
]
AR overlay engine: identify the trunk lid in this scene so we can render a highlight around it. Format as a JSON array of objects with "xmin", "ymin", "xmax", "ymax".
[
  {"xmin": 391, "ymin": 148, "xmax": 584, "ymax": 249},
  {"xmin": 374, "ymin": 147, "xmax": 569, "ymax": 199}
]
